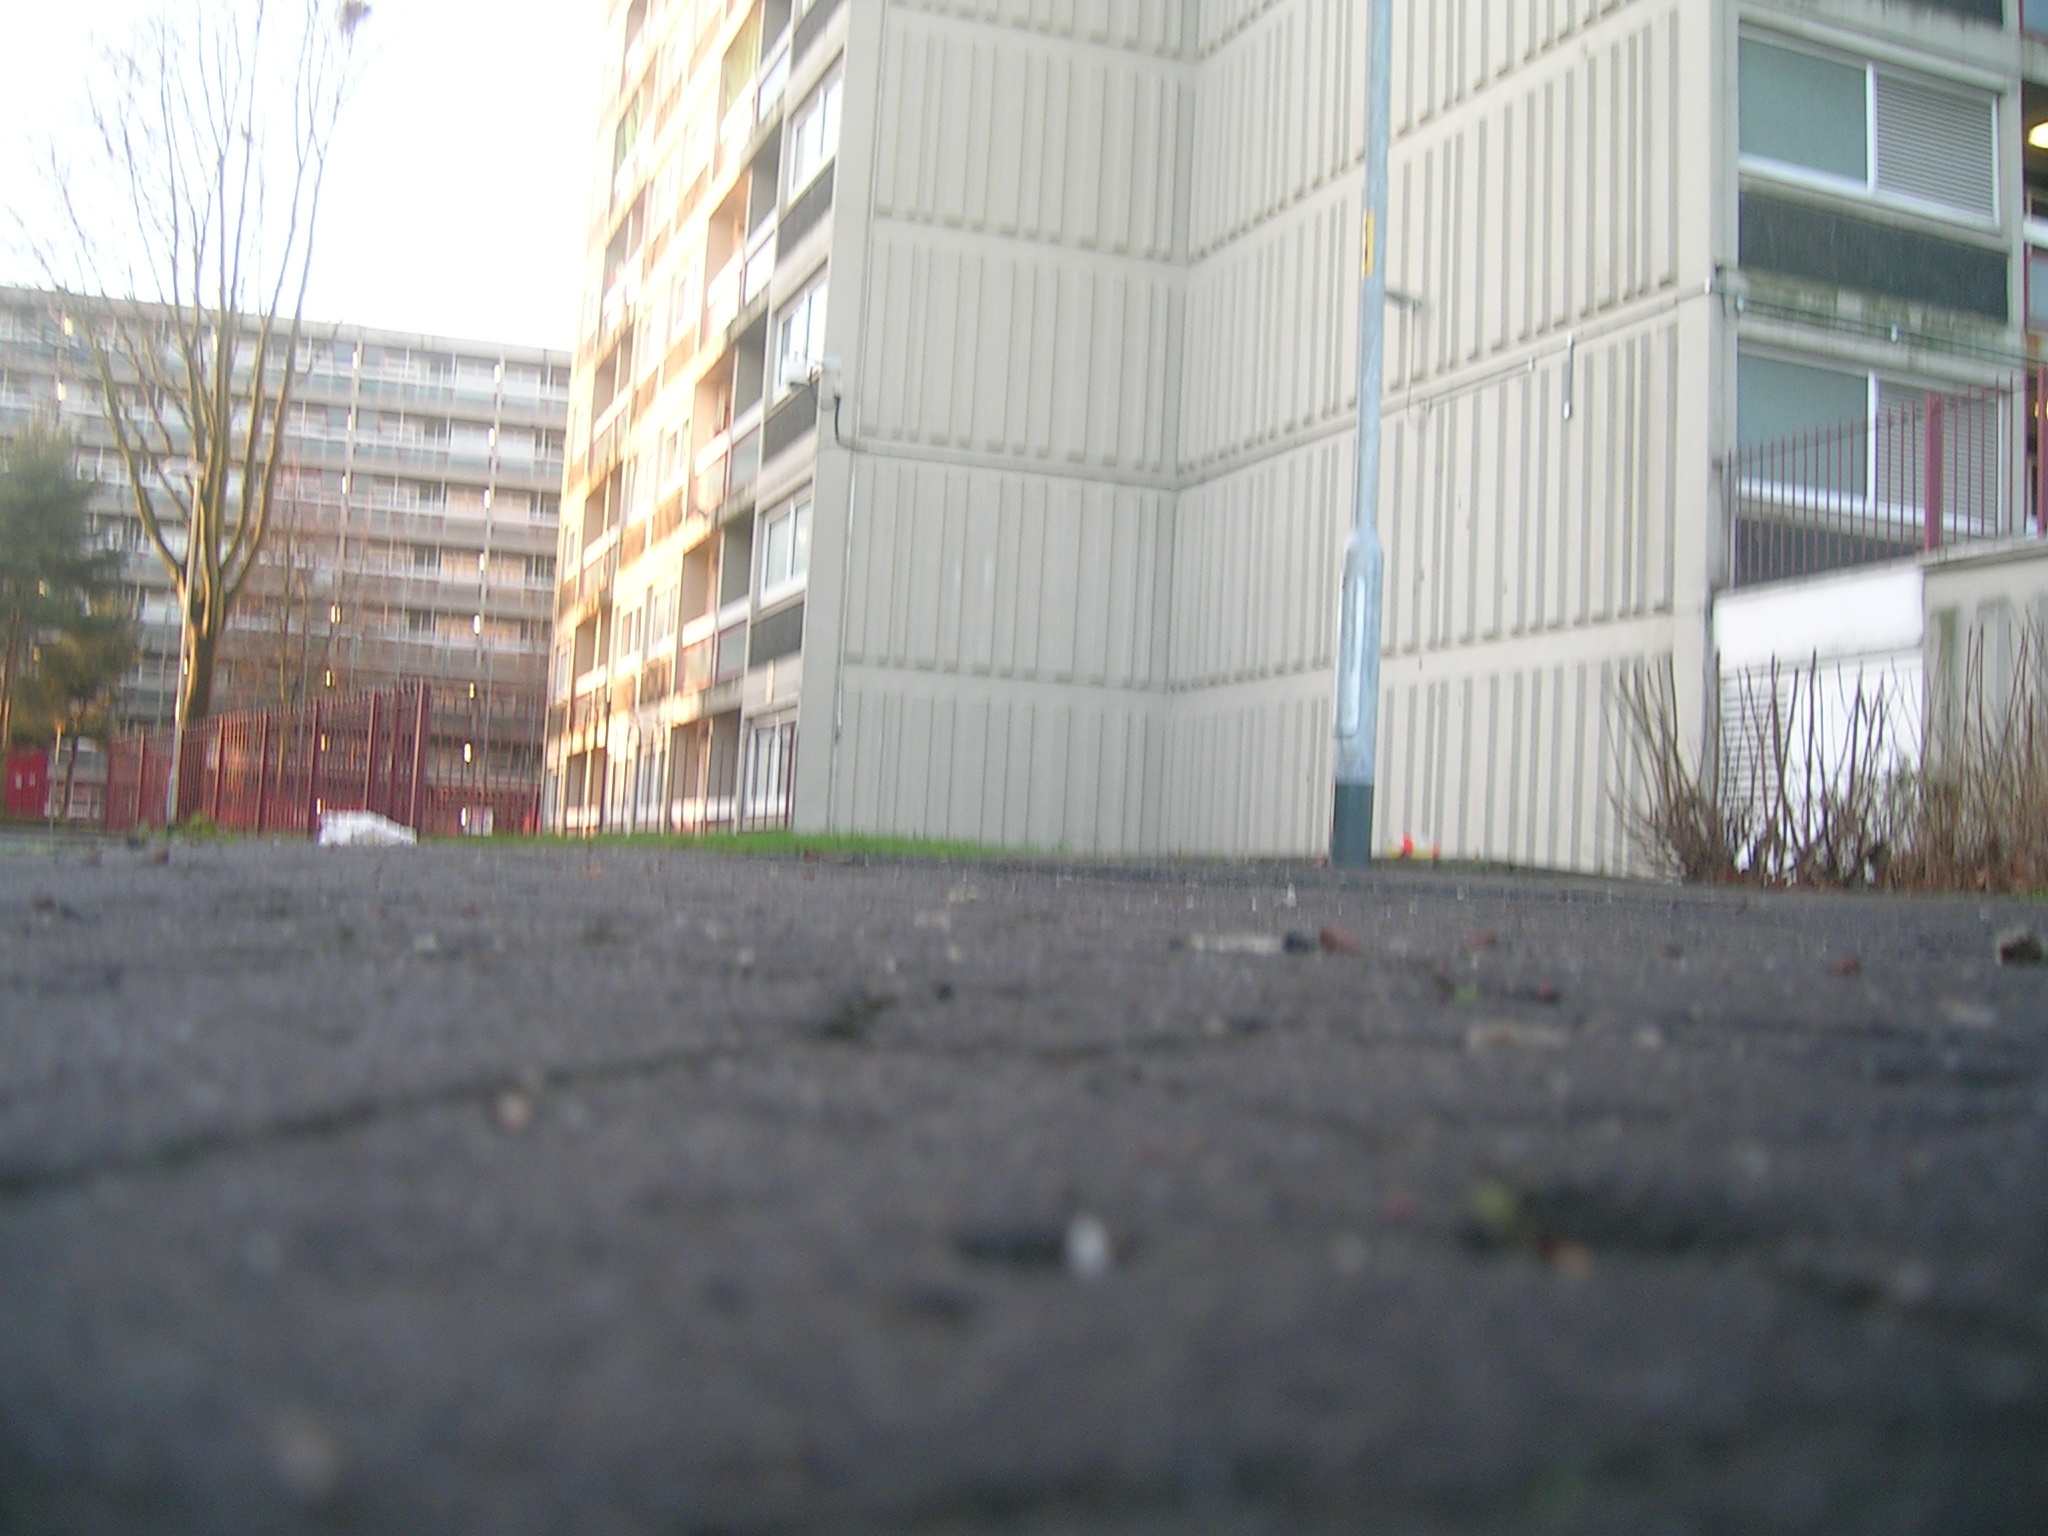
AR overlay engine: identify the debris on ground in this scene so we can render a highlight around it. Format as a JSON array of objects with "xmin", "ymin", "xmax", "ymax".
[
  {"xmin": 317, "ymin": 812, "xmax": 417, "ymax": 848},
  {"xmin": 1994, "ymin": 927, "xmax": 2044, "ymax": 966},
  {"xmin": 268, "ymin": 1407, "xmax": 344, "ymax": 1503},
  {"xmin": 952, "ymin": 1221, "xmax": 1067, "ymax": 1271},
  {"xmin": 1065, "ymin": 1215, "xmax": 1113, "ymax": 1280},
  {"xmin": 1466, "ymin": 1021, "xmax": 1568, "ymax": 1052},
  {"xmin": 815, "ymin": 989, "xmax": 892, "ymax": 1043},
  {"xmin": 493, "ymin": 1090, "xmax": 535, "ymax": 1135},
  {"xmin": 1181, "ymin": 933, "xmax": 1284, "ymax": 956},
  {"xmin": 1460, "ymin": 1181, "xmax": 1594, "ymax": 1278},
  {"xmin": 1203, "ymin": 1014, "xmax": 1267, "ymax": 1038}
]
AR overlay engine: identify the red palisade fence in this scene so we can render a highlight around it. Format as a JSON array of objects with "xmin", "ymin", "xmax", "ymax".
[{"xmin": 105, "ymin": 684, "xmax": 543, "ymax": 838}]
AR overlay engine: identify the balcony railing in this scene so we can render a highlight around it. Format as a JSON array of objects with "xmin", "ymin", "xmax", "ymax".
[
  {"xmin": 715, "ymin": 622, "xmax": 748, "ymax": 682},
  {"xmin": 704, "ymin": 253, "xmax": 743, "ymax": 338},
  {"xmin": 693, "ymin": 439, "xmax": 729, "ymax": 516},
  {"xmin": 756, "ymin": 35, "xmax": 790, "ymax": 125},
  {"xmin": 1724, "ymin": 381, "xmax": 2040, "ymax": 589},
  {"xmin": 743, "ymin": 222, "xmax": 777, "ymax": 306}
]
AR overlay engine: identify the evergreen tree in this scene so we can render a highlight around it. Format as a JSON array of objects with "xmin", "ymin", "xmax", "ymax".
[
  {"xmin": 18, "ymin": 602, "xmax": 138, "ymax": 817},
  {"xmin": 0, "ymin": 425, "xmax": 114, "ymax": 749}
]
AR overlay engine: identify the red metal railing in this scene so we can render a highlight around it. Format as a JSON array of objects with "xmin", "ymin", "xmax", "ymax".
[
  {"xmin": 104, "ymin": 684, "xmax": 545, "ymax": 838},
  {"xmin": 1725, "ymin": 379, "xmax": 2041, "ymax": 589}
]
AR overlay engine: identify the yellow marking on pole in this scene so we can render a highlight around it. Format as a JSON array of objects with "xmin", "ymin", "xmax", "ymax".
[{"xmin": 1362, "ymin": 212, "xmax": 1376, "ymax": 280}]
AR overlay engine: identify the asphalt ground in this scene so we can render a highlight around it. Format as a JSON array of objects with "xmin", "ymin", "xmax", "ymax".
[{"xmin": 0, "ymin": 834, "xmax": 2043, "ymax": 1535}]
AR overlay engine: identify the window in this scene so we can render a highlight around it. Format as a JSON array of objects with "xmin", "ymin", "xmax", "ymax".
[
  {"xmin": 774, "ymin": 277, "xmax": 827, "ymax": 397},
  {"xmin": 620, "ymin": 606, "xmax": 643, "ymax": 659},
  {"xmin": 649, "ymin": 583, "xmax": 679, "ymax": 647},
  {"xmin": 1740, "ymin": 37, "xmax": 1997, "ymax": 224},
  {"xmin": 787, "ymin": 75, "xmax": 842, "ymax": 197},
  {"xmin": 659, "ymin": 421, "xmax": 691, "ymax": 486},
  {"xmin": 758, "ymin": 498, "xmax": 812, "ymax": 597},
  {"xmin": 1737, "ymin": 354, "xmax": 1869, "ymax": 449},
  {"xmin": 613, "ymin": 89, "xmax": 645, "ymax": 179},
  {"xmin": 669, "ymin": 258, "xmax": 701, "ymax": 350}
]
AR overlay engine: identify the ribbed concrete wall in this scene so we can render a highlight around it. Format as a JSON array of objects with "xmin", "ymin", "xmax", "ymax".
[
  {"xmin": 1373, "ymin": 0, "xmax": 1708, "ymax": 871},
  {"xmin": 1161, "ymin": 0, "xmax": 1365, "ymax": 856},
  {"xmin": 809, "ymin": 0, "xmax": 1712, "ymax": 867},
  {"xmin": 816, "ymin": 0, "xmax": 1186, "ymax": 851}
]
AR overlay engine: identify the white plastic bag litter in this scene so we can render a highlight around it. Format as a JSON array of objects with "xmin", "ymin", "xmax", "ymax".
[{"xmin": 317, "ymin": 812, "xmax": 418, "ymax": 848}]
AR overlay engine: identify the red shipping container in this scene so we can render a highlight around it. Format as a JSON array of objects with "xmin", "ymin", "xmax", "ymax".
[{"xmin": 4, "ymin": 750, "xmax": 49, "ymax": 820}]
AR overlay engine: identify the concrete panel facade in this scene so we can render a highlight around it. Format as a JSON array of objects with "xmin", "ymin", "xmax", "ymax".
[{"xmin": 564, "ymin": 0, "xmax": 2039, "ymax": 869}]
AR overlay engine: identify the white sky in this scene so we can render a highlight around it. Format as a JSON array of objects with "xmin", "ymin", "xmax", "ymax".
[{"xmin": 0, "ymin": 1, "xmax": 604, "ymax": 353}]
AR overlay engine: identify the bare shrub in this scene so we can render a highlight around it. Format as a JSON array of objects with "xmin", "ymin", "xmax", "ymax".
[
  {"xmin": 1887, "ymin": 623, "xmax": 2048, "ymax": 893},
  {"xmin": 1616, "ymin": 662, "xmax": 1748, "ymax": 883},
  {"xmin": 1620, "ymin": 657, "xmax": 1907, "ymax": 890}
]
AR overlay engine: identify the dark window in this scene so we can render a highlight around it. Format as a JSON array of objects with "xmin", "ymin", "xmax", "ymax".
[
  {"xmin": 780, "ymin": 163, "xmax": 835, "ymax": 246},
  {"xmin": 1739, "ymin": 193, "xmax": 2008, "ymax": 320},
  {"xmin": 1921, "ymin": 0, "xmax": 2001, "ymax": 22},
  {"xmin": 762, "ymin": 387, "xmax": 818, "ymax": 462},
  {"xmin": 792, "ymin": 0, "xmax": 845, "ymax": 68},
  {"xmin": 749, "ymin": 601, "xmax": 804, "ymax": 667}
]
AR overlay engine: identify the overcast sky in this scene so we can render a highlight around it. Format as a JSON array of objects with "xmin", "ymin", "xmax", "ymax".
[{"xmin": 0, "ymin": 1, "xmax": 603, "ymax": 352}]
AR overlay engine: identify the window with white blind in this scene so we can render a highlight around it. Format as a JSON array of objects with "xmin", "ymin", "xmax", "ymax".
[
  {"xmin": 786, "ymin": 75, "xmax": 842, "ymax": 199},
  {"xmin": 773, "ymin": 276, "xmax": 827, "ymax": 398},
  {"xmin": 1740, "ymin": 37, "xmax": 1998, "ymax": 225},
  {"xmin": 757, "ymin": 498, "xmax": 812, "ymax": 600}
]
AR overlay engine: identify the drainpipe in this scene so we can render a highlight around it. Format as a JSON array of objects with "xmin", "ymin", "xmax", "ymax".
[{"xmin": 1332, "ymin": 0, "xmax": 1392, "ymax": 866}]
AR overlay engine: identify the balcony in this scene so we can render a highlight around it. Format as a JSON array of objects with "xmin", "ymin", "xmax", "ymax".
[
  {"xmin": 599, "ymin": 267, "xmax": 641, "ymax": 347},
  {"xmin": 716, "ymin": 96, "xmax": 755, "ymax": 181},
  {"xmin": 557, "ymin": 543, "xmax": 619, "ymax": 621},
  {"xmin": 693, "ymin": 436, "xmax": 730, "ymax": 518},
  {"xmin": 705, "ymin": 253, "xmax": 742, "ymax": 339},
  {"xmin": 1725, "ymin": 382, "xmax": 2041, "ymax": 589},
  {"xmin": 743, "ymin": 220, "xmax": 777, "ymax": 307},
  {"xmin": 715, "ymin": 621, "xmax": 748, "ymax": 683},
  {"xmin": 792, "ymin": 0, "xmax": 844, "ymax": 68}
]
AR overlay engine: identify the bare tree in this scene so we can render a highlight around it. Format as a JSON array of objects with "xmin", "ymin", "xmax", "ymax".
[
  {"xmin": 216, "ymin": 468, "xmax": 358, "ymax": 710},
  {"xmin": 35, "ymin": 0, "xmax": 369, "ymax": 812}
]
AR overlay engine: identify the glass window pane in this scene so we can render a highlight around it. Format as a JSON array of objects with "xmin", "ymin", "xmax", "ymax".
[
  {"xmin": 1737, "ymin": 353, "xmax": 1868, "ymax": 447},
  {"xmin": 1741, "ymin": 39, "xmax": 1866, "ymax": 183},
  {"xmin": 791, "ymin": 503, "xmax": 811, "ymax": 577}
]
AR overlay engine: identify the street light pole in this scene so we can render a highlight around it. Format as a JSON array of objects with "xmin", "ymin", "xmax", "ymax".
[{"xmin": 1332, "ymin": 0, "xmax": 1393, "ymax": 867}]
